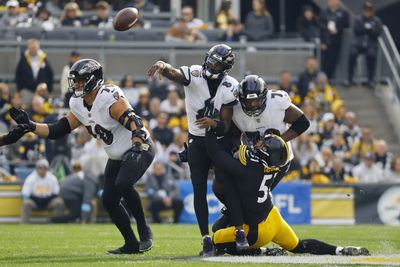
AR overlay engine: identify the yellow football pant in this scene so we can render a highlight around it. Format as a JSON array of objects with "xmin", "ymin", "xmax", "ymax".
[{"xmin": 213, "ymin": 206, "xmax": 299, "ymax": 251}]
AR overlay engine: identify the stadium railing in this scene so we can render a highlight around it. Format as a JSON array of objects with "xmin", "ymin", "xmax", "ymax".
[
  {"xmin": 376, "ymin": 25, "xmax": 400, "ymax": 145},
  {"xmin": 0, "ymin": 30, "xmax": 316, "ymax": 84}
]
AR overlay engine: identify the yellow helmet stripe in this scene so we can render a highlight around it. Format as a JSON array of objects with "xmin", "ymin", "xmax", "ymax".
[{"xmin": 238, "ymin": 145, "xmax": 247, "ymax": 166}]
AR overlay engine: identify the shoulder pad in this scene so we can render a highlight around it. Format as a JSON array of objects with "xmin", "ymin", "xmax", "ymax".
[{"xmin": 267, "ymin": 90, "xmax": 291, "ymax": 110}]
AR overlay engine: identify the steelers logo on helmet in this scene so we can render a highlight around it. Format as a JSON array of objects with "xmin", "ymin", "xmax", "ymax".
[
  {"xmin": 256, "ymin": 134, "xmax": 288, "ymax": 168},
  {"xmin": 68, "ymin": 59, "xmax": 104, "ymax": 98},
  {"xmin": 239, "ymin": 75, "xmax": 268, "ymax": 116},
  {"xmin": 202, "ymin": 44, "xmax": 235, "ymax": 80}
]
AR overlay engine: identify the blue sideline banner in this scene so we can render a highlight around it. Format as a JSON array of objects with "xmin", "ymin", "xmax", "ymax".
[
  {"xmin": 272, "ymin": 182, "xmax": 311, "ymax": 224},
  {"xmin": 178, "ymin": 181, "xmax": 311, "ymax": 224},
  {"xmin": 179, "ymin": 181, "xmax": 224, "ymax": 224}
]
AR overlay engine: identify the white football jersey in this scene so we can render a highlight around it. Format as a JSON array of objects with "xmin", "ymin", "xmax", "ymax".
[
  {"xmin": 232, "ymin": 89, "xmax": 294, "ymax": 162},
  {"xmin": 180, "ymin": 65, "xmax": 238, "ymax": 137},
  {"xmin": 69, "ymin": 84, "xmax": 149, "ymax": 160}
]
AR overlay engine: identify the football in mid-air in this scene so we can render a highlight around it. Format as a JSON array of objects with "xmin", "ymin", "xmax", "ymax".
[{"xmin": 113, "ymin": 7, "xmax": 138, "ymax": 31}]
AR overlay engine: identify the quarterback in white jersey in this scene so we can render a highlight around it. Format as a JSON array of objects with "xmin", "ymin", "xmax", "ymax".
[
  {"xmin": 147, "ymin": 44, "xmax": 241, "ymax": 256},
  {"xmin": 10, "ymin": 59, "xmax": 154, "ymax": 255}
]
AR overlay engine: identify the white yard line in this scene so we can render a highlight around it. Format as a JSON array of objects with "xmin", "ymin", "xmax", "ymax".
[{"xmin": 200, "ymin": 255, "xmax": 400, "ymax": 265}]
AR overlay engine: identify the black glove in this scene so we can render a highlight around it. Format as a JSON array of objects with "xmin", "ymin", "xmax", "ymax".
[
  {"xmin": 178, "ymin": 142, "xmax": 188, "ymax": 162},
  {"xmin": 9, "ymin": 107, "xmax": 36, "ymax": 132},
  {"xmin": 121, "ymin": 142, "xmax": 142, "ymax": 162},
  {"xmin": 2, "ymin": 124, "xmax": 32, "ymax": 145}
]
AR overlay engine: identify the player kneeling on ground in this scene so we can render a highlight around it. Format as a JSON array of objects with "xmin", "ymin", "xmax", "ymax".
[{"xmin": 203, "ymin": 124, "xmax": 369, "ymax": 257}]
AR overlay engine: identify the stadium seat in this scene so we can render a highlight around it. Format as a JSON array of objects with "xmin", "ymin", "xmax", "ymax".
[
  {"xmin": 44, "ymin": 28, "xmax": 75, "ymax": 40},
  {"xmin": 14, "ymin": 166, "xmax": 34, "ymax": 180},
  {"xmin": 201, "ymin": 29, "xmax": 225, "ymax": 42},
  {"xmin": 74, "ymin": 29, "xmax": 106, "ymax": 41},
  {"xmin": 131, "ymin": 29, "xmax": 165, "ymax": 41},
  {"xmin": 105, "ymin": 30, "xmax": 134, "ymax": 42},
  {"xmin": 149, "ymin": 20, "xmax": 174, "ymax": 28},
  {"xmin": 14, "ymin": 28, "xmax": 44, "ymax": 41}
]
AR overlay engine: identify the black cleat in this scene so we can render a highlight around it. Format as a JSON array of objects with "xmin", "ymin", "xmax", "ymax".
[
  {"xmin": 235, "ymin": 229, "xmax": 249, "ymax": 251},
  {"xmin": 212, "ymin": 207, "xmax": 229, "ymax": 233},
  {"xmin": 108, "ymin": 244, "xmax": 142, "ymax": 255},
  {"xmin": 138, "ymin": 226, "xmax": 153, "ymax": 252},
  {"xmin": 200, "ymin": 235, "xmax": 215, "ymax": 257},
  {"xmin": 340, "ymin": 246, "xmax": 370, "ymax": 256}
]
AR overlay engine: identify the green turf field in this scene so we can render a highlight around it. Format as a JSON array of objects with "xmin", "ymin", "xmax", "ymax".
[{"xmin": 0, "ymin": 224, "xmax": 399, "ymax": 266}]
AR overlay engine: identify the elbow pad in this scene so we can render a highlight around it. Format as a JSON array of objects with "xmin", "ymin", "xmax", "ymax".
[
  {"xmin": 118, "ymin": 109, "xmax": 143, "ymax": 131},
  {"xmin": 48, "ymin": 117, "xmax": 72, "ymax": 139},
  {"xmin": 288, "ymin": 114, "xmax": 310, "ymax": 135}
]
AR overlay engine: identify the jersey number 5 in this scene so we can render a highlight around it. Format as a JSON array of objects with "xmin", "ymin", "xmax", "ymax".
[
  {"xmin": 257, "ymin": 174, "xmax": 274, "ymax": 203},
  {"xmin": 86, "ymin": 124, "xmax": 114, "ymax": 145}
]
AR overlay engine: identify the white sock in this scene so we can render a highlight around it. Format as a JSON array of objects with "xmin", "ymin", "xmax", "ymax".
[{"xmin": 336, "ymin": 246, "xmax": 344, "ymax": 255}]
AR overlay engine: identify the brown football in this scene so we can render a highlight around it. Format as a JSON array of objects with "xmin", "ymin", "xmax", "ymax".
[{"xmin": 113, "ymin": 7, "xmax": 138, "ymax": 31}]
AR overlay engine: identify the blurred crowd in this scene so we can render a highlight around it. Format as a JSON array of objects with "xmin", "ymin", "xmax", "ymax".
[
  {"xmin": 0, "ymin": 0, "xmax": 397, "ymax": 223},
  {"xmin": 0, "ymin": 0, "xmax": 383, "ymax": 84}
]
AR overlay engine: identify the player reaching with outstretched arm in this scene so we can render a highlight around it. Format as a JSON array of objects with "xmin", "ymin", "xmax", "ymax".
[
  {"xmin": 147, "ymin": 44, "xmax": 246, "ymax": 256},
  {"xmin": 0, "ymin": 124, "xmax": 32, "ymax": 147},
  {"xmin": 9, "ymin": 59, "xmax": 154, "ymax": 254}
]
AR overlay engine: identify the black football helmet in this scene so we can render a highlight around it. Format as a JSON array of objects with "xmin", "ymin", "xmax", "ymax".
[
  {"xmin": 202, "ymin": 44, "xmax": 235, "ymax": 80},
  {"xmin": 68, "ymin": 59, "xmax": 104, "ymax": 98},
  {"xmin": 257, "ymin": 134, "xmax": 289, "ymax": 168},
  {"xmin": 238, "ymin": 75, "xmax": 268, "ymax": 116}
]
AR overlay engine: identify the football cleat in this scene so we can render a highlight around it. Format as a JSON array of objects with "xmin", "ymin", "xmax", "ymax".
[
  {"xmin": 235, "ymin": 229, "xmax": 249, "ymax": 251},
  {"xmin": 138, "ymin": 226, "xmax": 153, "ymax": 252},
  {"xmin": 340, "ymin": 246, "xmax": 370, "ymax": 256},
  {"xmin": 200, "ymin": 235, "xmax": 215, "ymax": 257},
  {"xmin": 107, "ymin": 244, "xmax": 141, "ymax": 255}
]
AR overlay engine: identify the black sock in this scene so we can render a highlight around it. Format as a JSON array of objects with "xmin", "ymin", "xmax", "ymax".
[
  {"xmin": 291, "ymin": 239, "xmax": 337, "ymax": 255},
  {"xmin": 193, "ymin": 182, "xmax": 209, "ymax": 236}
]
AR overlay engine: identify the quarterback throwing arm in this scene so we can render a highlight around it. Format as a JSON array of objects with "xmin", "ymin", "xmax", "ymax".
[{"xmin": 147, "ymin": 44, "xmax": 241, "ymax": 256}]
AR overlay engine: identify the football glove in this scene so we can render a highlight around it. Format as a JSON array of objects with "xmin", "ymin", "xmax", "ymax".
[
  {"xmin": 178, "ymin": 142, "xmax": 188, "ymax": 162},
  {"xmin": 9, "ymin": 107, "xmax": 36, "ymax": 132},
  {"xmin": 2, "ymin": 124, "xmax": 32, "ymax": 145}
]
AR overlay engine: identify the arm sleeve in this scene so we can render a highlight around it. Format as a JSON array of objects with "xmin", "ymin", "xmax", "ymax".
[{"xmin": 205, "ymin": 130, "xmax": 246, "ymax": 178}]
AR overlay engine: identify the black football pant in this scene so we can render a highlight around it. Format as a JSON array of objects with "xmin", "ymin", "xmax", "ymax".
[
  {"xmin": 187, "ymin": 134, "xmax": 242, "ymax": 236},
  {"xmin": 149, "ymin": 197, "xmax": 184, "ymax": 223},
  {"xmin": 51, "ymin": 197, "xmax": 81, "ymax": 223},
  {"xmin": 102, "ymin": 141, "xmax": 155, "ymax": 247},
  {"xmin": 322, "ymin": 41, "xmax": 341, "ymax": 79},
  {"xmin": 348, "ymin": 45, "xmax": 377, "ymax": 83}
]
